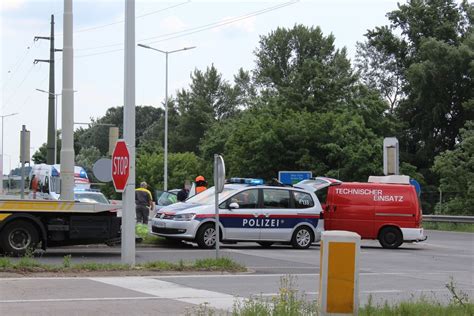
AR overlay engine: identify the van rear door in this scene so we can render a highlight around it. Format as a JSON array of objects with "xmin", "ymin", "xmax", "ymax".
[{"xmin": 374, "ymin": 185, "xmax": 418, "ymax": 232}]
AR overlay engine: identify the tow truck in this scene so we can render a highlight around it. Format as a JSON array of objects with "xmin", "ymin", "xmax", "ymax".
[{"xmin": 0, "ymin": 199, "xmax": 121, "ymax": 256}]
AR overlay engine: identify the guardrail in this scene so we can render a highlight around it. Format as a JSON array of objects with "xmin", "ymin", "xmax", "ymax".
[{"xmin": 423, "ymin": 215, "xmax": 474, "ymax": 224}]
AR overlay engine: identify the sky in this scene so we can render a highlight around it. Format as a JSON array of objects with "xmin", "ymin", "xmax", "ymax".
[{"xmin": 0, "ymin": 0, "xmax": 401, "ymax": 173}]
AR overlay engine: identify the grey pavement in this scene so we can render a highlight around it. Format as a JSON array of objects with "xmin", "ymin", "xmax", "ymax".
[{"xmin": 0, "ymin": 230, "xmax": 473, "ymax": 315}]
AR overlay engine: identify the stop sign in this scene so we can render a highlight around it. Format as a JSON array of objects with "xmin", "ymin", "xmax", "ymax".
[{"xmin": 112, "ymin": 140, "xmax": 130, "ymax": 192}]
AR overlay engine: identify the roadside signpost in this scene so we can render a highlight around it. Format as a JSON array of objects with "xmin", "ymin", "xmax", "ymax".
[
  {"xmin": 214, "ymin": 154, "xmax": 225, "ymax": 259},
  {"xmin": 111, "ymin": 140, "xmax": 130, "ymax": 192}
]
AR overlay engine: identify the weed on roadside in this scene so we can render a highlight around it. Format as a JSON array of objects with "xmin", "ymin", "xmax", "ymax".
[{"xmin": 63, "ymin": 255, "xmax": 72, "ymax": 268}]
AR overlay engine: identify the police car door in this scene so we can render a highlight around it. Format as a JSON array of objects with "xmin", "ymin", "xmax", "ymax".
[
  {"xmin": 259, "ymin": 188, "xmax": 294, "ymax": 241},
  {"xmin": 221, "ymin": 189, "xmax": 260, "ymax": 241}
]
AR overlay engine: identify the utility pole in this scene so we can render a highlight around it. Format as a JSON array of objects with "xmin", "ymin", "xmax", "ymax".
[
  {"xmin": 34, "ymin": 14, "xmax": 62, "ymax": 165},
  {"xmin": 122, "ymin": 0, "xmax": 136, "ymax": 265},
  {"xmin": 60, "ymin": 0, "xmax": 75, "ymax": 200}
]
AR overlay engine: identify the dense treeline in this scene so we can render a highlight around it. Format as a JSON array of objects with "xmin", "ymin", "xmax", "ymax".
[{"xmin": 33, "ymin": 0, "xmax": 473, "ymax": 214}]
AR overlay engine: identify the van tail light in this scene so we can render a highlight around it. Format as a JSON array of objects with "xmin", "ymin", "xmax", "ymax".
[{"xmin": 416, "ymin": 208, "xmax": 423, "ymax": 228}]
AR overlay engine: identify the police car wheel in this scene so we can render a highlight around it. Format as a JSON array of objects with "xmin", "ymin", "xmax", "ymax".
[
  {"xmin": 196, "ymin": 224, "xmax": 219, "ymax": 249},
  {"xmin": 257, "ymin": 242, "xmax": 273, "ymax": 248},
  {"xmin": 291, "ymin": 226, "xmax": 313, "ymax": 249},
  {"xmin": 378, "ymin": 226, "xmax": 403, "ymax": 249},
  {"xmin": 0, "ymin": 220, "xmax": 39, "ymax": 256}
]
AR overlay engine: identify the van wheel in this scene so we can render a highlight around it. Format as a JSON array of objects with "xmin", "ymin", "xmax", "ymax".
[
  {"xmin": 196, "ymin": 223, "xmax": 218, "ymax": 249},
  {"xmin": 291, "ymin": 226, "xmax": 314, "ymax": 249},
  {"xmin": 378, "ymin": 227, "xmax": 403, "ymax": 249},
  {"xmin": 258, "ymin": 242, "xmax": 273, "ymax": 248},
  {"xmin": 0, "ymin": 220, "xmax": 39, "ymax": 256}
]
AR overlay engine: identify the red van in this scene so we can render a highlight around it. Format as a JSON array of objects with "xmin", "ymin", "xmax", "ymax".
[{"xmin": 296, "ymin": 176, "xmax": 425, "ymax": 248}]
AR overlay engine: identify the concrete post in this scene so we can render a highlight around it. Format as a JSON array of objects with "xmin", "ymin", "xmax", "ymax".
[
  {"xmin": 320, "ymin": 231, "xmax": 360, "ymax": 316},
  {"xmin": 60, "ymin": 0, "xmax": 75, "ymax": 200},
  {"xmin": 122, "ymin": 0, "xmax": 136, "ymax": 265}
]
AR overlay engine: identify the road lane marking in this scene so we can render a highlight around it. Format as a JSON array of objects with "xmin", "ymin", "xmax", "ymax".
[
  {"xmin": 0, "ymin": 297, "xmax": 161, "ymax": 304},
  {"xmin": 90, "ymin": 277, "xmax": 244, "ymax": 311}
]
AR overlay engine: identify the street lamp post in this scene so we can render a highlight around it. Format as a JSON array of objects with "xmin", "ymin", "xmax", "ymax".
[
  {"xmin": 137, "ymin": 43, "xmax": 195, "ymax": 191},
  {"xmin": 0, "ymin": 112, "xmax": 19, "ymax": 194}
]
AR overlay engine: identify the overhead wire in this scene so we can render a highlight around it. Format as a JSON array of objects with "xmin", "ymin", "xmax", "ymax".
[
  {"xmin": 2, "ymin": 1, "xmax": 190, "ymax": 110},
  {"xmin": 1, "ymin": 40, "xmax": 35, "ymax": 91},
  {"xmin": 75, "ymin": 0, "xmax": 298, "ymax": 59},
  {"xmin": 60, "ymin": 1, "xmax": 190, "ymax": 35},
  {"xmin": 3, "ymin": 63, "xmax": 37, "ymax": 110}
]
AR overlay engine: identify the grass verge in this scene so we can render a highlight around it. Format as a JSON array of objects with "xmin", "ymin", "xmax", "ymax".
[
  {"xmin": 423, "ymin": 222, "xmax": 474, "ymax": 233},
  {"xmin": 187, "ymin": 276, "xmax": 473, "ymax": 316},
  {"xmin": 0, "ymin": 256, "xmax": 246, "ymax": 273},
  {"xmin": 136, "ymin": 223, "xmax": 166, "ymax": 245}
]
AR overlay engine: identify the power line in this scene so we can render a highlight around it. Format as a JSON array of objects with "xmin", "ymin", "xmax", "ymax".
[
  {"xmin": 1, "ymin": 42, "xmax": 35, "ymax": 91},
  {"xmin": 16, "ymin": 73, "xmax": 49, "ymax": 114},
  {"xmin": 3, "ymin": 63, "xmax": 37, "ymax": 108},
  {"xmin": 75, "ymin": 0, "xmax": 298, "ymax": 58},
  {"xmin": 59, "ymin": 1, "xmax": 190, "ymax": 35}
]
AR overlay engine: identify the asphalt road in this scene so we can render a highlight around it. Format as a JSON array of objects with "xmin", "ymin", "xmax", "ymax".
[{"xmin": 1, "ymin": 230, "xmax": 473, "ymax": 315}]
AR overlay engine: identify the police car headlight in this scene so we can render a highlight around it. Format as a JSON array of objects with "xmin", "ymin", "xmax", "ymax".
[{"xmin": 173, "ymin": 213, "xmax": 196, "ymax": 221}]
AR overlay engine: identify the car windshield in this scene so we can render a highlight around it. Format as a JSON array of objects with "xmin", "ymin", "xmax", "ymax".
[
  {"xmin": 158, "ymin": 192, "xmax": 177, "ymax": 206},
  {"xmin": 185, "ymin": 186, "xmax": 236, "ymax": 205},
  {"xmin": 74, "ymin": 193, "xmax": 109, "ymax": 204}
]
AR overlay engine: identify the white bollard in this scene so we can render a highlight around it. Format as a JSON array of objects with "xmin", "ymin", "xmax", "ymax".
[{"xmin": 319, "ymin": 231, "xmax": 361, "ymax": 316}]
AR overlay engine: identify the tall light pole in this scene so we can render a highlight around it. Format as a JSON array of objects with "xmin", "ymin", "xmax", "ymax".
[
  {"xmin": 137, "ymin": 43, "xmax": 196, "ymax": 191},
  {"xmin": 0, "ymin": 113, "xmax": 19, "ymax": 194},
  {"xmin": 36, "ymin": 88, "xmax": 60, "ymax": 165}
]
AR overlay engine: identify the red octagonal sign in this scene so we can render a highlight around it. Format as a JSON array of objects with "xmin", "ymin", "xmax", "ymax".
[{"xmin": 112, "ymin": 140, "xmax": 130, "ymax": 192}]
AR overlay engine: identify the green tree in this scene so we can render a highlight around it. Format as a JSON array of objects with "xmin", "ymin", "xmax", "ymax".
[
  {"xmin": 75, "ymin": 105, "xmax": 163, "ymax": 156},
  {"xmin": 173, "ymin": 65, "xmax": 241, "ymax": 153},
  {"xmin": 432, "ymin": 121, "xmax": 474, "ymax": 215},
  {"xmin": 32, "ymin": 144, "xmax": 47, "ymax": 164},
  {"xmin": 75, "ymin": 146, "xmax": 101, "ymax": 180},
  {"xmin": 254, "ymin": 24, "xmax": 357, "ymax": 112},
  {"xmin": 357, "ymin": 0, "xmax": 473, "ymax": 178},
  {"xmin": 32, "ymin": 130, "xmax": 62, "ymax": 164},
  {"xmin": 136, "ymin": 151, "xmax": 203, "ymax": 192},
  {"xmin": 201, "ymin": 106, "xmax": 382, "ymax": 181}
]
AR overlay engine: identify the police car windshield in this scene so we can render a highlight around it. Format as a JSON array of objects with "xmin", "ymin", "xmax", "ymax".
[{"xmin": 186, "ymin": 186, "xmax": 236, "ymax": 205}]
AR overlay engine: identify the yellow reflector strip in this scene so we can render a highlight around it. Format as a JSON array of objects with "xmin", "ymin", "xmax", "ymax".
[
  {"xmin": 0, "ymin": 201, "xmax": 75, "ymax": 211},
  {"xmin": 327, "ymin": 241, "xmax": 355, "ymax": 313},
  {"xmin": 319, "ymin": 241, "xmax": 323, "ymax": 303},
  {"xmin": 0, "ymin": 213, "xmax": 11, "ymax": 221}
]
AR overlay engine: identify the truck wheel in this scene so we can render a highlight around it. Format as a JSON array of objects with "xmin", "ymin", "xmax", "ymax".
[
  {"xmin": 291, "ymin": 226, "xmax": 314, "ymax": 249},
  {"xmin": 257, "ymin": 242, "xmax": 273, "ymax": 248},
  {"xmin": 196, "ymin": 224, "xmax": 217, "ymax": 249},
  {"xmin": 378, "ymin": 226, "xmax": 403, "ymax": 249},
  {"xmin": 0, "ymin": 220, "xmax": 39, "ymax": 256}
]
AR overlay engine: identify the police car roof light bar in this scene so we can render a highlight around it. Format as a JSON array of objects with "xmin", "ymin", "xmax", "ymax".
[{"xmin": 227, "ymin": 178, "xmax": 265, "ymax": 185}]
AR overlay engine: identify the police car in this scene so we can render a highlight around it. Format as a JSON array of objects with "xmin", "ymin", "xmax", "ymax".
[{"xmin": 151, "ymin": 178, "xmax": 323, "ymax": 249}]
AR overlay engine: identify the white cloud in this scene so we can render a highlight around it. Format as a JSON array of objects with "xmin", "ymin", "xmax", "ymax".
[
  {"xmin": 212, "ymin": 16, "xmax": 257, "ymax": 34},
  {"xmin": 0, "ymin": 0, "xmax": 27, "ymax": 12},
  {"xmin": 159, "ymin": 16, "xmax": 187, "ymax": 33}
]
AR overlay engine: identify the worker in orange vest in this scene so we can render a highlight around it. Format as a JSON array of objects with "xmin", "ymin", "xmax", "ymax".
[{"xmin": 195, "ymin": 175, "xmax": 208, "ymax": 194}]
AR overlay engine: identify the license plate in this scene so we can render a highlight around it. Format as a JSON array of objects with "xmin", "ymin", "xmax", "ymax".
[{"xmin": 156, "ymin": 221, "xmax": 166, "ymax": 228}]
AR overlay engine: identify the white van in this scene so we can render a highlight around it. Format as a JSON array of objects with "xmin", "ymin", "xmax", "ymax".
[{"xmin": 29, "ymin": 164, "xmax": 91, "ymax": 200}]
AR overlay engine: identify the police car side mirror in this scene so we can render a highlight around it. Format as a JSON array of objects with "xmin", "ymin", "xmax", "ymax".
[{"xmin": 229, "ymin": 202, "xmax": 239, "ymax": 209}]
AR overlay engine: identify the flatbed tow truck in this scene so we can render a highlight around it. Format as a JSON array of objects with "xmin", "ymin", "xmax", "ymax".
[{"xmin": 0, "ymin": 199, "xmax": 121, "ymax": 256}]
